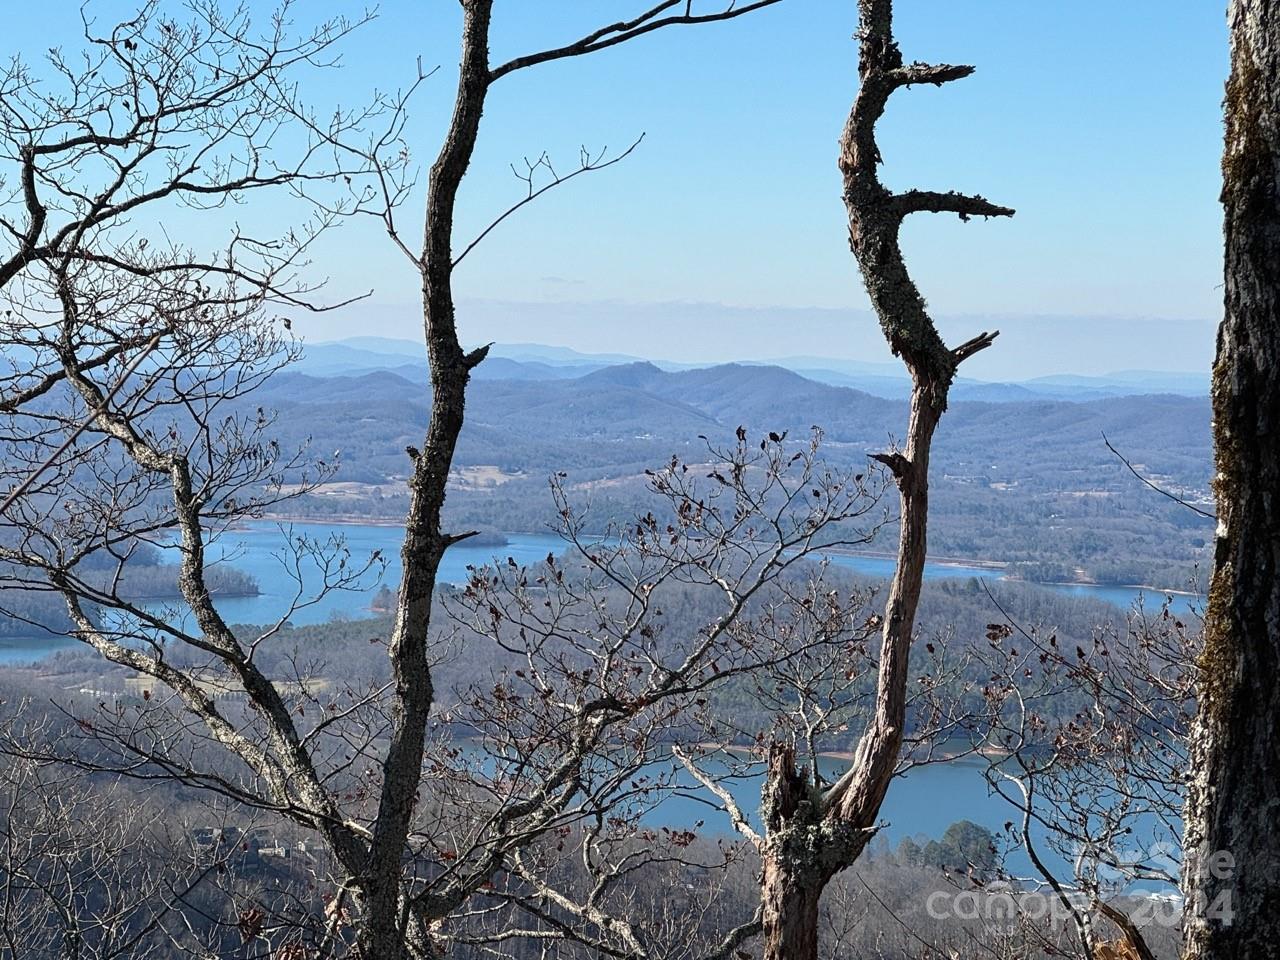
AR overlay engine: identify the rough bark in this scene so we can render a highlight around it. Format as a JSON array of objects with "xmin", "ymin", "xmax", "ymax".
[
  {"xmin": 356, "ymin": 4, "xmax": 788, "ymax": 955},
  {"xmin": 1183, "ymin": 3, "xmax": 1280, "ymax": 958},
  {"xmin": 359, "ymin": 6, "xmax": 494, "ymax": 956},
  {"xmin": 758, "ymin": 2, "xmax": 1011, "ymax": 957},
  {"xmin": 760, "ymin": 744, "xmax": 847, "ymax": 960}
]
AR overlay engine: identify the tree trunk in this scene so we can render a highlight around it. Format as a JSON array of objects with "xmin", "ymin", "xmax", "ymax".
[
  {"xmin": 1183, "ymin": 3, "xmax": 1280, "ymax": 958},
  {"xmin": 360, "ymin": 4, "xmax": 494, "ymax": 956},
  {"xmin": 760, "ymin": 745, "xmax": 835, "ymax": 960},
  {"xmin": 761, "ymin": 870, "xmax": 823, "ymax": 960},
  {"xmin": 756, "ymin": 3, "xmax": 1011, "ymax": 955}
]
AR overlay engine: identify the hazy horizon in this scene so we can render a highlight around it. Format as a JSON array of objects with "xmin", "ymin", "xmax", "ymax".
[
  {"xmin": 11, "ymin": 2, "xmax": 1227, "ymax": 381},
  {"xmin": 305, "ymin": 298, "xmax": 1217, "ymax": 380}
]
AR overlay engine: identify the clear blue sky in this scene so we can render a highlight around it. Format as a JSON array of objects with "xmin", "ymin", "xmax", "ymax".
[{"xmin": 12, "ymin": 2, "xmax": 1228, "ymax": 375}]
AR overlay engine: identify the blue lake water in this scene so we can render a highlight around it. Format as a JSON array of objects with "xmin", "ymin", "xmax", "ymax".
[
  {"xmin": 652, "ymin": 750, "xmax": 1173, "ymax": 887},
  {"xmin": 0, "ymin": 632, "xmax": 80, "ymax": 664},
  {"xmin": 657, "ymin": 752, "xmax": 1041, "ymax": 872},
  {"xmin": 197, "ymin": 520, "xmax": 1178, "ymax": 877},
  {"xmin": 203, "ymin": 523, "xmax": 1020, "ymax": 627},
  {"xmin": 0, "ymin": 521, "xmax": 1182, "ymax": 877},
  {"xmin": 0, "ymin": 520, "xmax": 1200, "ymax": 664},
  {"xmin": 198, "ymin": 523, "xmax": 570, "ymax": 628},
  {"xmin": 195, "ymin": 520, "xmax": 1199, "ymax": 626}
]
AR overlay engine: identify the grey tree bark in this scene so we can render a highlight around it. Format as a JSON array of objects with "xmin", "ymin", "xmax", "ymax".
[
  {"xmin": 1183, "ymin": 3, "xmax": 1280, "ymax": 957},
  {"xmin": 0, "ymin": 4, "xmax": 787, "ymax": 959},
  {"xmin": 360, "ymin": 3, "xmax": 787, "ymax": 955},
  {"xmin": 757, "ymin": 2, "xmax": 1012, "ymax": 957}
]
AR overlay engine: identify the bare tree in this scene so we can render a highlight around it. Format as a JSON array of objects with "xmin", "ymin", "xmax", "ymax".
[
  {"xmin": 0, "ymin": 727, "xmax": 225, "ymax": 960},
  {"xmin": 976, "ymin": 601, "xmax": 1197, "ymax": 960},
  {"xmin": 751, "ymin": 2, "xmax": 1013, "ymax": 957},
  {"xmin": 431, "ymin": 430, "xmax": 886, "ymax": 958},
  {"xmin": 1, "ymin": 3, "xmax": 816, "ymax": 958},
  {"xmin": 312, "ymin": 4, "xmax": 802, "ymax": 956},
  {"xmin": 0, "ymin": 1, "xmax": 380, "ymax": 302},
  {"xmin": 411, "ymin": 431, "xmax": 990, "ymax": 960},
  {"xmin": 1182, "ymin": 2, "xmax": 1280, "ymax": 957}
]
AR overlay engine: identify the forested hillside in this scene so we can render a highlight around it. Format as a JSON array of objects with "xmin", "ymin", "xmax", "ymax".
[{"xmin": 251, "ymin": 360, "xmax": 1213, "ymax": 587}]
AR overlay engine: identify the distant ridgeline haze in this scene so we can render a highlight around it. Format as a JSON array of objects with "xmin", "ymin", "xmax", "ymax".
[
  {"xmin": 264, "ymin": 339, "xmax": 1213, "ymax": 591},
  {"xmin": 0, "ymin": 339, "xmax": 1212, "ymax": 649}
]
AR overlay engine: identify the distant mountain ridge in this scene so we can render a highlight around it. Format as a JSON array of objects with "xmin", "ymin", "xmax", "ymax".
[
  {"xmin": 238, "ymin": 357, "xmax": 1212, "ymax": 584},
  {"xmin": 297, "ymin": 337, "xmax": 1209, "ymax": 402},
  {"xmin": 250, "ymin": 359, "xmax": 1207, "ymax": 488}
]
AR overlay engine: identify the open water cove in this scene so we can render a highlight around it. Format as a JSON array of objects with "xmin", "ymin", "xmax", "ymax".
[
  {"xmin": 194, "ymin": 521, "xmax": 1193, "ymax": 879},
  {"xmin": 0, "ymin": 520, "xmax": 1199, "ymax": 664},
  {"xmin": 0, "ymin": 520, "xmax": 1186, "ymax": 882},
  {"xmin": 194, "ymin": 520, "xmax": 1201, "ymax": 627}
]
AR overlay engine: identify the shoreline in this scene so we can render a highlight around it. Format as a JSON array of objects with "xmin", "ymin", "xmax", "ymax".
[
  {"xmin": 691, "ymin": 740, "xmax": 1008, "ymax": 764},
  {"xmin": 818, "ymin": 543, "xmax": 1008, "ymax": 572},
  {"xmin": 1006, "ymin": 575, "xmax": 1203, "ymax": 600},
  {"xmin": 251, "ymin": 514, "xmax": 1198, "ymax": 600}
]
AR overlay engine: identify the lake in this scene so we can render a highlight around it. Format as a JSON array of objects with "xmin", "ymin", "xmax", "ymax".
[
  {"xmin": 204, "ymin": 521, "xmax": 1016, "ymax": 627},
  {"xmin": 0, "ymin": 521, "xmax": 1181, "ymax": 883},
  {"xmin": 649, "ymin": 748, "xmax": 1175, "ymax": 887},
  {"xmin": 658, "ymin": 751, "xmax": 1046, "ymax": 876},
  {"xmin": 201, "ymin": 519, "xmax": 1199, "ymax": 622},
  {"xmin": 0, "ymin": 519, "xmax": 1199, "ymax": 664}
]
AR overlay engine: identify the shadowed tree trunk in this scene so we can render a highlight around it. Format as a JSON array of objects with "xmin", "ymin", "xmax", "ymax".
[
  {"xmin": 1183, "ymin": 3, "xmax": 1280, "ymax": 957},
  {"xmin": 359, "ymin": 6, "xmax": 494, "ymax": 953},
  {"xmin": 757, "ymin": 2, "xmax": 1012, "ymax": 957}
]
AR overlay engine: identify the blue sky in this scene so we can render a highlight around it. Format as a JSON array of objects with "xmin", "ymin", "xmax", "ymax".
[{"xmin": 13, "ymin": 2, "xmax": 1228, "ymax": 374}]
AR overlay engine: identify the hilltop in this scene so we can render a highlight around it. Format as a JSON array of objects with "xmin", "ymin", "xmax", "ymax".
[{"xmin": 243, "ymin": 353, "xmax": 1213, "ymax": 587}]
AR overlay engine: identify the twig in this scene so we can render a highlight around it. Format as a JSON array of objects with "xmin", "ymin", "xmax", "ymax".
[
  {"xmin": 453, "ymin": 136, "xmax": 645, "ymax": 267},
  {"xmin": 0, "ymin": 332, "xmax": 162, "ymax": 518},
  {"xmin": 1102, "ymin": 431, "xmax": 1215, "ymax": 520}
]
